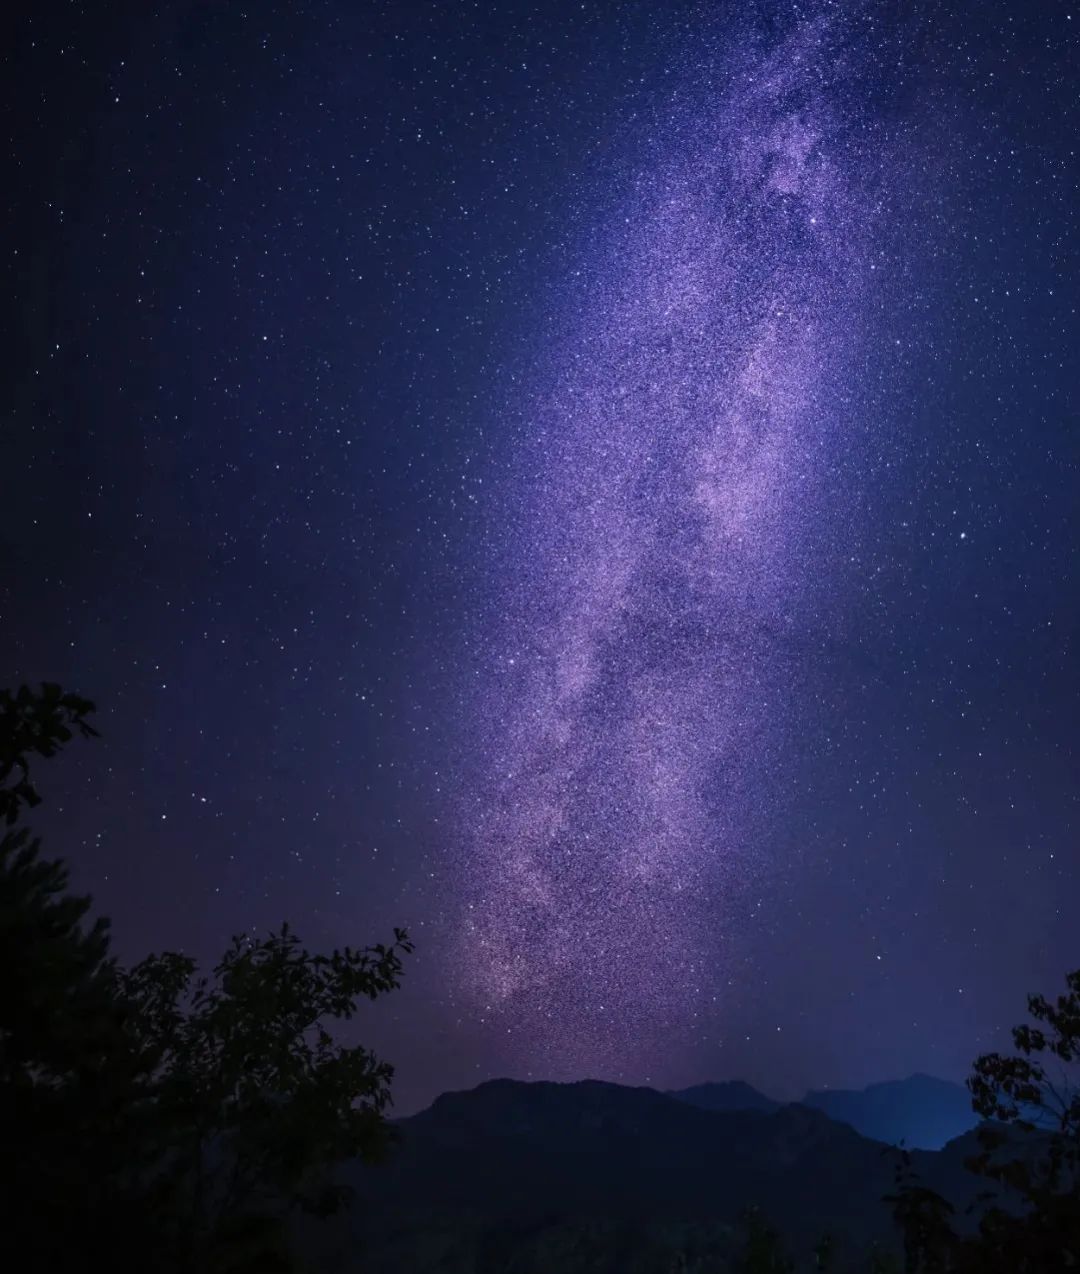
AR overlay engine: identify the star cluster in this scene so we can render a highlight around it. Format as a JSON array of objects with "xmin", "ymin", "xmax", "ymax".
[{"xmin": 455, "ymin": 7, "xmax": 917, "ymax": 1073}]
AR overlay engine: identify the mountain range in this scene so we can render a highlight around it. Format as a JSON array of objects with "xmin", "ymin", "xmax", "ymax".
[
  {"xmin": 299, "ymin": 1074, "xmax": 995, "ymax": 1272},
  {"xmin": 669, "ymin": 1072, "xmax": 979, "ymax": 1149}
]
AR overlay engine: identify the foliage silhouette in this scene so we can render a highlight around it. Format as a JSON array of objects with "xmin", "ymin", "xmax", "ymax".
[
  {"xmin": 0, "ymin": 680, "xmax": 98, "ymax": 824},
  {"xmin": 121, "ymin": 922, "xmax": 412, "ymax": 1269},
  {"xmin": 736, "ymin": 1207, "xmax": 795, "ymax": 1273},
  {"xmin": 887, "ymin": 968, "xmax": 1080, "ymax": 1271},
  {"xmin": 882, "ymin": 1148, "xmax": 955, "ymax": 1274},
  {"xmin": 0, "ymin": 685, "xmax": 150, "ymax": 1266},
  {"xmin": 0, "ymin": 682, "xmax": 411, "ymax": 1273}
]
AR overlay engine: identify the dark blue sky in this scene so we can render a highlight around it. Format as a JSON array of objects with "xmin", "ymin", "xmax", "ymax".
[{"xmin": 2, "ymin": 0, "xmax": 1077, "ymax": 1112}]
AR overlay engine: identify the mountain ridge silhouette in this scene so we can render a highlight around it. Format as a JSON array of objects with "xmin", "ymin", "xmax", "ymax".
[{"xmin": 307, "ymin": 1075, "xmax": 993, "ymax": 1272}]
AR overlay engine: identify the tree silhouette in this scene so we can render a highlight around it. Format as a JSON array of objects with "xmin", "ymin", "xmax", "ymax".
[
  {"xmin": 957, "ymin": 969, "xmax": 1080, "ymax": 1270},
  {"xmin": 0, "ymin": 682, "xmax": 411, "ymax": 1273},
  {"xmin": 887, "ymin": 968, "xmax": 1080, "ymax": 1272},
  {"xmin": 882, "ymin": 1148, "xmax": 955, "ymax": 1274},
  {"xmin": 0, "ymin": 684, "xmax": 115, "ymax": 1090},
  {"xmin": 0, "ymin": 681, "xmax": 98, "ymax": 824},
  {"xmin": 0, "ymin": 685, "xmax": 146, "ymax": 1266},
  {"xmin": 736, "ymin": 1206, "xmax": 795, "ymax": 1274},
  {"xmin": 122, "ymin": 923, "xmax": 412, "ymax": 1270}
]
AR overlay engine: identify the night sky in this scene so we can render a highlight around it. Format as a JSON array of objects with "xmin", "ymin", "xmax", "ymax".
[{"xmin": 3, "ymin": 0, "xmax": 1077, "ymax": 1114}]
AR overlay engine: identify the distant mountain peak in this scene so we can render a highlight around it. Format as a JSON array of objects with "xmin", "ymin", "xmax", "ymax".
[
  {"xmin": 667, "ymin": 1080, "xmax": 780, "ymax": 1113},
  {"xmin": 801, "ymin": 1073, "xmax": 978, "ymax": 1150}
]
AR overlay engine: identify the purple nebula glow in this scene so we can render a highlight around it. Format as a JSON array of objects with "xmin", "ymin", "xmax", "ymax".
[{"xmin": 455, "ymin": 10, "xmax": 906, "ymax": 1077}]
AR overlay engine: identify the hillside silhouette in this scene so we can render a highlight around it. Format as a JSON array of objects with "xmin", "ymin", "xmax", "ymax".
[{"xmin": 310, "ymin": 1077, "xmax": 996, "ymax": 1271}]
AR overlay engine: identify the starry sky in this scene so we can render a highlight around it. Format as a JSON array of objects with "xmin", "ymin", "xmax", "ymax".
[{"xmin": 2, "ymin": 0, "xmax": 1077, "ymax": 1114}]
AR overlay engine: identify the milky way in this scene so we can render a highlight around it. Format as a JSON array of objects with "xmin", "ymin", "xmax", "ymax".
[{"xmin": 456, "ymin": 7, "xmax": 908, "ymax": 1075}]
